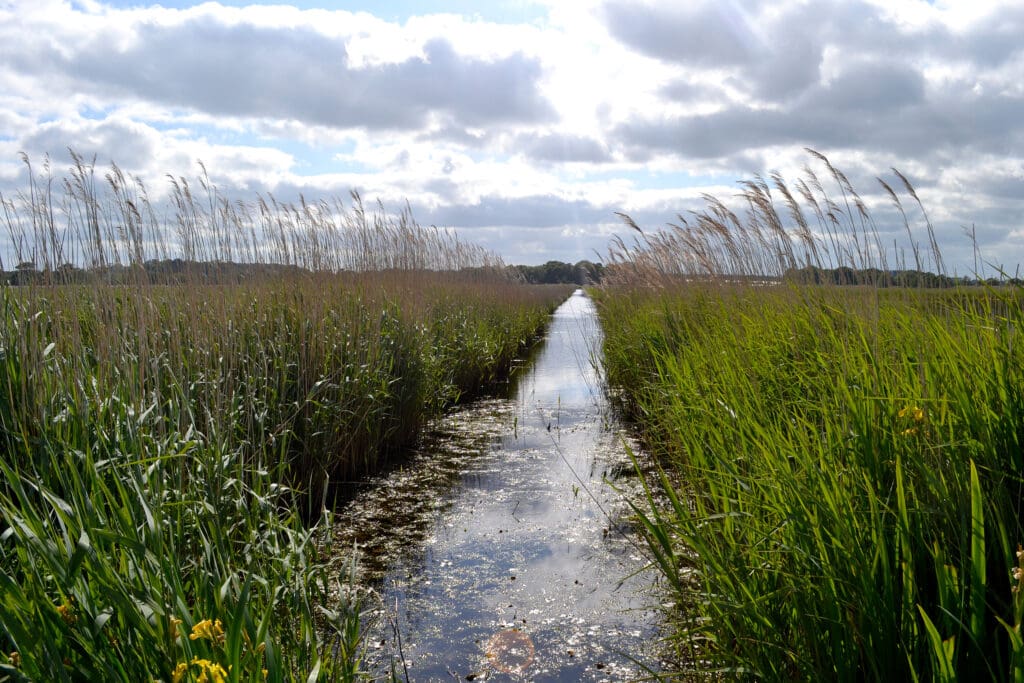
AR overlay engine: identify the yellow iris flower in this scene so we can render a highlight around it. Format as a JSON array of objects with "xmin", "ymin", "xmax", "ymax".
[{"xmin": 189, "ymin": 619, "xmax": 225, "ymax": 644}]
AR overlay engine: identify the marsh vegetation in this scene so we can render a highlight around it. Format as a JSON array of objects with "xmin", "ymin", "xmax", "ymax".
[
  {"xmin": 4, "ymin": 146, "xmax": 1020, "ymax": 683},
  {"xmin": 598, "ymin": 151, "xmax": 1024, "ymax": 680},
  {"xmin": 0, "ymin": 154, "xmax": 568, "ymax": 681}
]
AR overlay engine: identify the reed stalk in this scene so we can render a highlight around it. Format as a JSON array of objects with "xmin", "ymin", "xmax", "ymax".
[
  {"xmin": 599, "ymin": 150, "xmax": 1024, "ymax": 680},
  {"xmin": 0, "ymin": 152, "xmax": 570, "ymax": 680}
]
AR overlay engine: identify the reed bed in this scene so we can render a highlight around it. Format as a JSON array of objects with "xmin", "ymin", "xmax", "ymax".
[
  {"xmin": 598, "ymin": 151, "xmax": 1024, "ymax": 680},
  {"xmin": 2, "ymin": 151, "xmax": 503, "ymax": 278},
  {"xmin": 0, "ymin": 153, "xmax": 568, "ymax": 681}
]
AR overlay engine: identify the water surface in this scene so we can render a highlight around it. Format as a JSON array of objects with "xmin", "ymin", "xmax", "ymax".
[{"xmin": 332, "ymin": 290, "xmax": 662, "ymax": 681}]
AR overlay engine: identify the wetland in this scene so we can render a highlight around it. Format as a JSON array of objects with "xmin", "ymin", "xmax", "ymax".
[{"xmin": 332, "ymin": 290, "xmax": 664, "ymax": 681}]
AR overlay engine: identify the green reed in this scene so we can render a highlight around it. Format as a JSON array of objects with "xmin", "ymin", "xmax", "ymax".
[
  {"xmin": 0, "ymin": 153, "xmax": 569, "ymax": 681},
  {"xmin": 600, "ymin": 284, "xmax": 1024, "ymax": 680},
  {"xmin": 0, "ymin": 275, "xmax": 564, "ymax": 681},
  {"xmin": 599, "ymin": 150, "xmax": 1024, "ymax": 680}
]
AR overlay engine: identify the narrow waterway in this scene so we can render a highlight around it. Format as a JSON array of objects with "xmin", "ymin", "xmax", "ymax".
[{"xmin": 332, "ymin": 290, "xmax": 662, "ymax": 681}]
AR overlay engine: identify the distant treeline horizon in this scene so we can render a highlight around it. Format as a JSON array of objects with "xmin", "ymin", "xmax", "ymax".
[
  {"xmin": 5, "ymin": 259, "xmax": 1021, "ymax": 288},
  {"xmin": 0, "ymin": 257, "xmax": 608, "ymax": 286},
  {"xmin": 511, "ymin": 260, "xmax": 605, "ymax": 285},
  {"xmin": 782, "ymin": 265, "xmax": 1022, "ymax": 288}
]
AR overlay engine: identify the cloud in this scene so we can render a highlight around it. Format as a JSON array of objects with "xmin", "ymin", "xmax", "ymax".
[
  {"xmin": 614, "ymin": 54, "xmax": 1023, "ymax": 163},
  {"xmin": 0, "ymin": 5, "xmax": 555, "ymax": 132},
  {"xmin": 602, "ymin": 0, "xmax": 824, "ymax": 101},
  {"xmin": 418, "ymin": 123, "xmax": 494, "ymax": 147},
  {"xmin": 601, "ymin": 0, "xmax": 1023, "ymax": 106},
  {"xmin": 817, "ymin": 59, "xmax": 926, "ymax": 112},
  {"xmin": 421, "ymin": 193, "xmax": 612, "ymax": 229},
  {"xmin": 945, "ymin": 160, "xmax": 1024, "ymax": 201},
  {"xmin": 603, "ymin": 1, "xmax": 759, "ymax": 68},
  {"xmin": 20, "ymin": 117, "xmax": 160, "ymax": 169},
  {"xmin": 514, "ymin": 132, "xmax": 612, "ymax": 163},
  {"xmin": 2, "ymin": 113, "xmax": 302, "ymax": 200},
  {"xmin": 658, "ymin": 78, "xmax": 719, "ymax": 103},
  {"xmin": 941, "ymin": 3, "xmax": 1024, "ymax": 67}
]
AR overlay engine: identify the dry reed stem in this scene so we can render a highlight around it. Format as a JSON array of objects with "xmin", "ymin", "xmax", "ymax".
[{"xmin": 604, "ymin": 149, "xmax": 946, "ymax": 288}]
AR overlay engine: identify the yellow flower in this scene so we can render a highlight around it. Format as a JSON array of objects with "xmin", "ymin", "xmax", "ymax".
[
  {"xmin": 7, "ymin": 651, "xmax": 20, "ymax": 667},
  {"xmin": 190, "ymin": 658, "xmax": 227, "ymax": 683},
  {"xmin": 56, "ymin": 599, "xmax": 77, "ymax": 626},
  {"xmin": 189, "ymin": 619, "xmax": 225, "ymax": 644},
  {"xmin": 172, "ymin": 662, "xmax": 189, "ymax": 683},
  {"xmin": 170, "ymin": 617, "xmax": 183, "ymax": 638},
  {"xmin": 898, "ymin": 405, "xmax": 925, "ymax": 422},
  {"xmin": 171, "ymin": 658, "xmax": 228, "ymax": 683},
  {"xmin": 902, "ymin": 427, "xmax": 919, "ymax": 436}
]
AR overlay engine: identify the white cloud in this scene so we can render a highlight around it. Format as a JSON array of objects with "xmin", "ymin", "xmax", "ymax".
[{"xmin": 0, "ymin": 2, "xmax": 555, "ymax": 131}]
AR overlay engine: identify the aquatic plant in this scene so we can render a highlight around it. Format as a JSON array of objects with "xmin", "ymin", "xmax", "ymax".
[
  {"xmin": 599, "ymin": 151, "xmax": 1024, "ymax": 680},
  {"xmin": 0, "ymin": 153, "xmax": 568, "ymax": 680}
]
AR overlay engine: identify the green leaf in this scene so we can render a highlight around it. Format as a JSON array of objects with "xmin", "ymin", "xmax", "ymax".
[
  {"xmin": 918, "ymin": 605, "xmax": 956, "ymax": 682},
  {"xmin": 969, "ymin": 459, "xmax": 986, "ymax": 644}
]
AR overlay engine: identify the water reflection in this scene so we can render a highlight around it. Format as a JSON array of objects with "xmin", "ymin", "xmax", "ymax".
[{"xmin": 331, "ymin": 290, "xmax": 662, "ymax": 681}]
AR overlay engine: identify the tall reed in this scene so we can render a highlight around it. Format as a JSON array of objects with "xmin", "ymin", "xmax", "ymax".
[
  {"xmin": 0, "ymin": 152, "xmax": 569, "ymax": 680},
  {"xmin": 599, "ymin": 150, "xmax": 1024, "ymax": 680},
  {"xmin": 605, "ymin": 149, "xmax": 947, "ymax": 287},
  {"xmin": 2, "ymin": 152, "xmax": 503, "ymax": 279}
]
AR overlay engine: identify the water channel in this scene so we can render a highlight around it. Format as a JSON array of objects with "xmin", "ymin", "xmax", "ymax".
[{"xmin": 331, "ymin": 290, "xmax": 664, "ymax": 681}]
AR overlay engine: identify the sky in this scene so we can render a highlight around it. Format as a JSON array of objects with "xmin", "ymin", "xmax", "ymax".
[{"xmin": 0, "ymin": 0, "xmax": 1021, "ymax": 272}]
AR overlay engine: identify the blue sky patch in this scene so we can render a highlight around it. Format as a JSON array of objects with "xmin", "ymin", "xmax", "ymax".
[{"xmin": 92, "ymin": 0, "xmax": 546, "ymax": 24}]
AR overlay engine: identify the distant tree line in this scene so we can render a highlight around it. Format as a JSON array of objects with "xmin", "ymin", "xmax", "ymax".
[
  {"xmin": 1, "ymin": 258, "xmax": 602, "ymax": 286},
  {"xmin": 510, "ymin": 260, "xmax": 604, "ymax": 285},
  {"xmin": 0, "ymin": 259, "xmax": 314, "ymax": 286},
  {"xmin": 8, "ymin": 261, "xmax": 1020, "ymax": 289},
  {"xmin": 782, "ymin": 266, "xmax": 1023, "ymax": 288}
]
